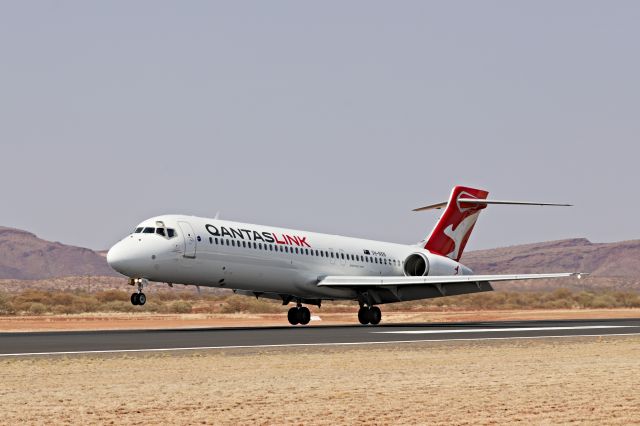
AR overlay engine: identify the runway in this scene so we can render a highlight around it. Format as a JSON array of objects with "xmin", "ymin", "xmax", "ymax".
[{"xmin": 1, "ymin": 318, "xmax": 639, "ymax": 357}]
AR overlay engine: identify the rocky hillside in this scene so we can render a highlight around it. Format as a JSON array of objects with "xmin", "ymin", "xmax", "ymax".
[
  {"xmin": 463, "ymin": 238, "xmax": 640, "ymax": 277},
  {"xmin": 0, "ymin": 227, "xmax": 118, "ymax": 280},
  {"xmin": 463, "ymin": 238, "xmax": 640, "ymax": 291}
]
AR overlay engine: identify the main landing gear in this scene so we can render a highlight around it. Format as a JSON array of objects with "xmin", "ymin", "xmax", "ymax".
[
  {"xmin": 358, "ymin": 306, "xmax": 381, "ymax": 325},
  {"xmin": 287, "ymin": 305, "xmax": 311, "ymax": 326},
  {"xmin": 130, "ymin": 278, "xmax": 146, "ymax": 306}
]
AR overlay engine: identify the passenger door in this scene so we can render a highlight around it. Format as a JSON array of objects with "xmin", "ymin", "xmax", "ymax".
[{"xmin": 177, "ymin": 221, "xmax": 197, "ymax": 258}]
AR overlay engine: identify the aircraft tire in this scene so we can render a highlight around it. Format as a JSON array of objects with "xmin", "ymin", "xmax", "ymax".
[
  {"xmin": 357, "ymin": 307, "xmax": 370, "ymax": 325},
  {"xmin": 287, "ymin": 307, "xmax": 300, "ymax": 325},
  {"xmin": 299, "ymin": 307, "xmax": 311, "ymax": 325},
  {"xmin": 138, "ymin": 293, "xmax": 147, "ymax": 306},
  {"xmin": 369, "ymin": 306, "xmax": 382, "ymax": 325},
  {"xmin": 131, "ymin": 293, "xmax": 140, "ymax": 306}
]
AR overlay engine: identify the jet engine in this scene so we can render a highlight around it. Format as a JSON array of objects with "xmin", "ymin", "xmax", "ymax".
[{"xmin": 403, "ymin": 252, "xmax": 430, "ymax": 276}]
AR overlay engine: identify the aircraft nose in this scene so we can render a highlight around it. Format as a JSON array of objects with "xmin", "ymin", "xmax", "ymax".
[{"xmin": 107, "ymin": 241, "xmax": 131, "ymax": 275}]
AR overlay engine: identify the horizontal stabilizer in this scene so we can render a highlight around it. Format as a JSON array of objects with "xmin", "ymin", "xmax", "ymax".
[
  {"xmin": 318, "ymin": 273, "xmax": 585, "ymax": 287},
  {"xmin": 413, "ymin": 199, "xmax": 572, "ymax": 212}
]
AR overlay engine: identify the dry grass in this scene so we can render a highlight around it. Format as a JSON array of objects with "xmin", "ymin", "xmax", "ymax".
[
  {"xmin": 2, "ymin": 288, "xmax": 640, "ymax": 317},
  {"xmin": 1, "ymin": 336, "xmax": 639, "ymax": 425}
]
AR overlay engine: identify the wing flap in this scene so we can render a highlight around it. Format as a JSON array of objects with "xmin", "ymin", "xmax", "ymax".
[{"xmin": 318, "ymin": 273, "xmax": 583, "ymax": 287}]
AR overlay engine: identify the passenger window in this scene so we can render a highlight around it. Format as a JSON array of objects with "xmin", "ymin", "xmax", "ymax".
[
  {"xmin": 253, "ymin": 242, "xmax": 257, "ymax": 249},
  {"xmin": 295, "ymin": 248, "xmax": 299, "ymax": 254},
  {"xmin": 285, "ymin": 246, "xmax": 289, "ymax": 253},
  {"xmin": 226, "ymin": 240, "xmax": 229, "ymax": 246},
  {"xmin": 331, "ymin": 252, "xmax": 334, "ymax": 258},
  {"xmin": 269, "ymin": 245, "xmax": 273, "ymax": 251},
  {"xmin": 258, "ymin": 243, "xmax": 262, "ymax": 249},
  {"xmin": 143, "ymin": 227, "xmax": 155, "ymax": 234},
  {"xmin": 209, "ymin": 237, "xmax": 213, "ymax": 244}
]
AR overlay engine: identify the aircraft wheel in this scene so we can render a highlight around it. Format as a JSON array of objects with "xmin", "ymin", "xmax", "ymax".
[
  {"xmin": 299, "ymin": 307, "xmax": 311, "ymax": 325},
  {"xmin": 287, "ymin": 307, "xmax": 300, "ymax": 325},
  {"xmin": 357, "ymin": 307, "xmax": 370, "ymax": 325},
  {"xmin": 131, "ymin": 293, "xmax": 140, "ymax": 306},
  {"xmin": 369, "ymin": 306, "xmax": 382, "ymax": 325},
  {"xmin": 138, "ymin": 293, "xmax": 147, "ymax": 306}
]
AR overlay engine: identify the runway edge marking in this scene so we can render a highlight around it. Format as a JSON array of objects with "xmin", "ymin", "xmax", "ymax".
[
  {"xmin": 1, "ymin": 332, "xmax": 640, "ymax": 358},
  {"xmin": 373, "ymin": 325, "xmax": 638, "ymax": 334}
]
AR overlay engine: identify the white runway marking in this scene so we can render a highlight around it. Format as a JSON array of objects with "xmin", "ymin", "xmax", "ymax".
[
  {"xmin": 0, "ymin": 332, "xmax": 639, "ymax": 358},
  {"xmin": 373, "ymin": 325, "xmax": 637, "ymax": 334}
]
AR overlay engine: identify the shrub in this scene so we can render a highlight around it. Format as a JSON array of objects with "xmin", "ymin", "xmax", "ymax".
[
  {"xmin": 0, "ymin": 292, "xmax": 14, "ymax": 315},
  {"xmin": 220, "ymin": 295, "xmax": 282, "ymax": 314},
  {"xmin": 101, "ymin": 301, "xmax": 137, "ymax": 313},
  {"xmin": 170, "ymin": 301, "xmax": 193, "ymax": 314},
  {"xmin": 95, "ymin": 290, "xmax": 130, "ymax": 303},
  {"xmin": 28, "ymin": 302, "xmax": 47, "ymax": 315}
]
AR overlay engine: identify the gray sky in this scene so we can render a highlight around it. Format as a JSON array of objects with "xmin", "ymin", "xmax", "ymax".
[{"xmin": 1, "ymin": 1, "xmax": 638, "ymax": 251}]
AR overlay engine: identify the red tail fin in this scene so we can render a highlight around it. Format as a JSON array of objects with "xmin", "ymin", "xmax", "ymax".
[{"xmin": 423, "ymin": 186, "xmax": 489, "ymax": 261}]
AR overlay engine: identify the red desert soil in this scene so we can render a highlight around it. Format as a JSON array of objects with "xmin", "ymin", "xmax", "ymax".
[{"xmin": 0, "ymin": 309, "xmax": 638, "ymax": 332}]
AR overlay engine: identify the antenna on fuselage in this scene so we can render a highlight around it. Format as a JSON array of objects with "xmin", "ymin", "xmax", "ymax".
[{"xmin": 214, "ymin": 211, "xmax": 221, "ymax": 220}]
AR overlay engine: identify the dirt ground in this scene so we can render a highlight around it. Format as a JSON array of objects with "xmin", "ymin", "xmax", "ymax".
[
  {"xmin": 0, "ymin": 308, "xmax": 639, "ymax": 332},
  {"xmin": 1, "ymin": 336, "xmax": 639, "ymax": 425}
]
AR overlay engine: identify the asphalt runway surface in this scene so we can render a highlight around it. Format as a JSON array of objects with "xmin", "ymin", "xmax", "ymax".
[{"xmin": 1, "ymin": 318, "xmax": 639, "ymax": 357}]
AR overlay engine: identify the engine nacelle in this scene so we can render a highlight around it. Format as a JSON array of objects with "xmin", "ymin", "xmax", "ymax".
[{"xmin": 403, "ymin": 252, "xmax": 430, "ymax": 276}]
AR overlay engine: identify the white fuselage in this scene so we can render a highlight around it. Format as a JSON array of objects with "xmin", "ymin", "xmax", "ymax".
[{"xmin": 106, "ymin": 215, "xmax": 473, "ymax": 301}]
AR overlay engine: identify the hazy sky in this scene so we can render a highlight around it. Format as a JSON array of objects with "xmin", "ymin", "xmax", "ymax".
[{"xmin": 1, "ymin": 1, "xmax": 638, "ymax": 251}]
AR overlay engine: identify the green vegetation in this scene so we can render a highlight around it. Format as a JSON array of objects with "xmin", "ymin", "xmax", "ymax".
[{"xmin": 0, "ymin": 288, "xmax": 638, "ymax": 316}]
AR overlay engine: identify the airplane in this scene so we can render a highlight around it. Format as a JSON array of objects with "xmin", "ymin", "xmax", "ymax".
[{"xmin": 106, "ymin": 185, "xmax": 583, "ymax": 325}]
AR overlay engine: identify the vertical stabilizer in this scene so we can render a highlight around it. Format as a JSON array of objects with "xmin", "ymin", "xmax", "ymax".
[{"xmin": 421, "ymin": 186, "xmax": 488, "ymax": 261}]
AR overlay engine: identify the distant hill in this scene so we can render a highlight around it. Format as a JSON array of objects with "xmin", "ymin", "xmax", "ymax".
[
  {"xmin": 463, "ymin": 238, "xmax": 640, "ymax": 291},
  {"xmin": 463, "ymin": 238, "xmax": 640, "ymax": 277},
  {"xmin": 0, "ymin": 226, "xmax": 638, "ymax": 292},
  {"xmin": 0, "ymin": 227, "xmax": 118, "ymax": 280}
]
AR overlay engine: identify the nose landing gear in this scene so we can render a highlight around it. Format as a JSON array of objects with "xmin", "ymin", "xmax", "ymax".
[{"xmin": 130, "ymin": 278, "xmax": 147, "ymax": 306}]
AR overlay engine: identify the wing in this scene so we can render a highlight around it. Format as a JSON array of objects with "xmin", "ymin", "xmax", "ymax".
[{"xmin": 318, "ymin": 272, "xmax": 585, "ymax": 287}]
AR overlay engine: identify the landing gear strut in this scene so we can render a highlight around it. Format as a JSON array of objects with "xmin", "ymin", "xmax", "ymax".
[
  {"xmin": 287, "ymin": 305, "xmax": 311, "ymax": 326},
  {"xmin": 358, "ymin": 306, "xmax": 381, "ymax": 325},
  {"xmin": 130, "ymin": 279, "xmax": 146, "ymax": 306}
]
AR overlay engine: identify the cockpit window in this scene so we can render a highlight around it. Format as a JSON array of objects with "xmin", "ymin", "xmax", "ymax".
[
  {"xmin": 167, "ymin": 228, "xmax": 176, "ymax": 238},
  {"xmin": 156, "ymin": 228, "xmax": 166, "ymax": 237},
  {"xmin": 134, "ymin": 227, "xmax": 143, "ymax": 233},
  {"xmin": 143, "ymin": 227, "xmax": 155, "ymax": 234}
]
